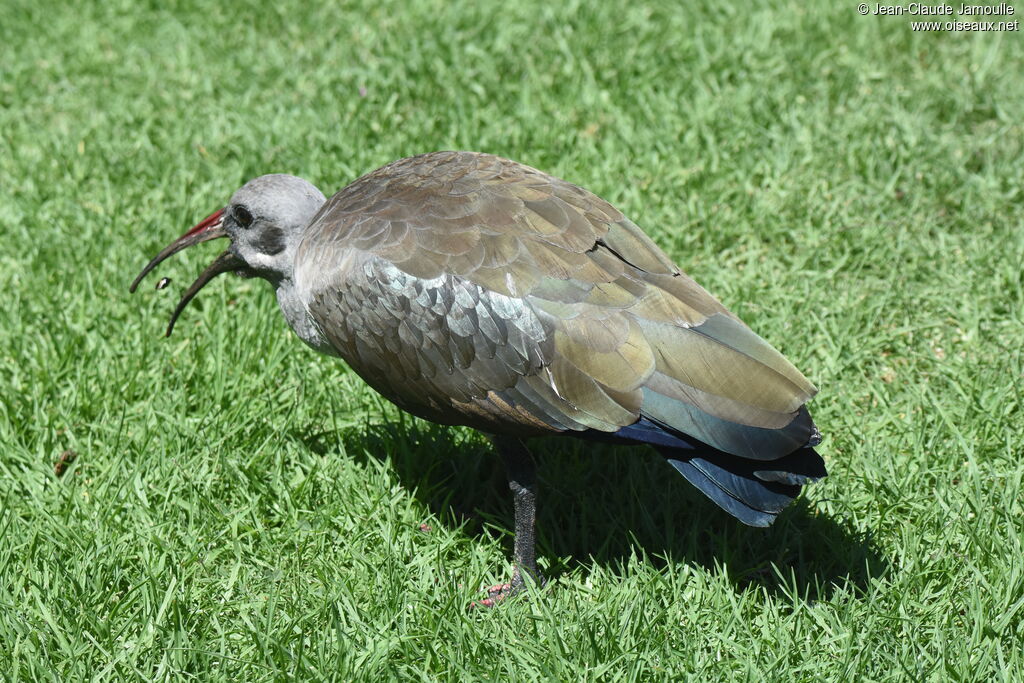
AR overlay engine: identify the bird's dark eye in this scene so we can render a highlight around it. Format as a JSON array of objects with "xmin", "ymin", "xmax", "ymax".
[{"xmin": 235, "ymin": 206, "xmax": 254, "ymax": 228}]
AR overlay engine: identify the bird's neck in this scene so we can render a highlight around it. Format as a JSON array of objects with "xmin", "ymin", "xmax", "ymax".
[{"xmin": 273, "ymin": 277, "xmax": 339, "ymax": 357}]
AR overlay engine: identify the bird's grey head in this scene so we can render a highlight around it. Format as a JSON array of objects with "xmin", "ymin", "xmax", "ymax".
[
  {"xmin": 224, "ymin": 174, "xmax": 326, "ymax": 281},
  {"xmin": 129, "ymin": 174, "xmax": 326, "ymax": 336}
]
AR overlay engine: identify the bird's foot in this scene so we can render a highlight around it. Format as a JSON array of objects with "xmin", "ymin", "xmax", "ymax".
[
  {"xmin": 469, "ymin": 572, "xmax": 545, "ymax": 609},
  {"xmin": 469, "ymin": 580, "xmax": 520, "ymax": 609},
  {"xmin": 486, "ymin": 582, "xmax": 513, "ymax": 598}
]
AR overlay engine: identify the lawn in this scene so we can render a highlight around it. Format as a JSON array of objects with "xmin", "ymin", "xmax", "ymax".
[{"xmin": 1, "ymin": 0, "xmax": 1022, "ymax": 679}]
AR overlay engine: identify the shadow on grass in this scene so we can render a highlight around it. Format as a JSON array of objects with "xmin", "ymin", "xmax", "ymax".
[{"xmin": 298, "ymin": 417, "xmax": 887, "ymax": 603}]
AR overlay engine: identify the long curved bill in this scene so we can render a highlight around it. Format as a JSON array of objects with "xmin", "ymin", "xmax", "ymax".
[
  {"xmin": 130, "ymin": 207, "xmax": 248, "ymax": 336},
  {"xmin": 129, "ymin": 208, "xmax": 227, "ymax": 293},
  {"xmin": 164, "ymin": 249, "xmax": 247, "ymax": 337}
]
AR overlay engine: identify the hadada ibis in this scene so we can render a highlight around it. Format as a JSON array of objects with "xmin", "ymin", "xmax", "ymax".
[{"xmin": 131, "ymin": 151, "xmax": 825, "ymax": 605}]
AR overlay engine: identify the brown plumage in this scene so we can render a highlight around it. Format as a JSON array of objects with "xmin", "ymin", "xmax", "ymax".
[
  {"xmin": 131, "ymin": 151, "xmax": 826, "ymax": 604},
  {"xmin": 296, "ymin": 153, "xmax": 817, "ymax": 455}
]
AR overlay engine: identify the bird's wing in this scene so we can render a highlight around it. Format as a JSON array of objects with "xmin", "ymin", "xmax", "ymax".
[{"xmin": 298, "ymin": 151, "xmax": 817, "ymax": 458}]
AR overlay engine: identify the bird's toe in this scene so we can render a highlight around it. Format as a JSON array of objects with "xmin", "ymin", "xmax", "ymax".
[
  {"xmin": 486, "ymin": 582, "xmax": 512, "ymax": 598},
  {"xmin": 469, "ymin": 580, "xmax": 524, "ymax": 609}
]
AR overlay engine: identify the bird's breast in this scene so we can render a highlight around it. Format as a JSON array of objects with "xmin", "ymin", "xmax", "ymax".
[
  {"xmin": 300, "ymin": 251, "xmax": 572, "ymax": 433},
  {"xmin": 275, "ymin": 280, "xmax": 340, "ymax": 357}
]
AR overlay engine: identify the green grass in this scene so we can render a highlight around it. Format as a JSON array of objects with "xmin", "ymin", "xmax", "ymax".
[{"xmin": 1, "ymin": 0, "xmax": 1022, "ymax": 679}]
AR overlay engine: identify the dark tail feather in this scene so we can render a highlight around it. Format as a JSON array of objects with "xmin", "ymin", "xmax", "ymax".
[
  {"xmin": 661, "ymin": 446, "xmax": 826, "ymax": 527},
  {"xmin": 576, "ymin": 416, "xmax": 827, "ymax": 527},
  {"xmin": 664, "ymin": 457, "xmax": 779, "ymax": 526}
]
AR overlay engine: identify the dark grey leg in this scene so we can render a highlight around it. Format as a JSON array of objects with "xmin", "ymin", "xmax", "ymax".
[{"xmin": 474, "ymin": 435, "xmax": 540, "ymax": 606}]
